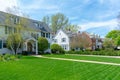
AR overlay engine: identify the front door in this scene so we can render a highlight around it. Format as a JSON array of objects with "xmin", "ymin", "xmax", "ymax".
[{"xmin": 27, "ymin": 42, "xmax": 32, "ymax": 52}]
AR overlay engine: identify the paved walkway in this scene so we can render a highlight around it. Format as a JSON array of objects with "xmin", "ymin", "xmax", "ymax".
[
  {"xmin": 66, "ymin": 54, "xmax": 120, "ymax": 59},
  {"xmin": 34, "ymin": 55, "xmax": 120, "ymax": 66}
]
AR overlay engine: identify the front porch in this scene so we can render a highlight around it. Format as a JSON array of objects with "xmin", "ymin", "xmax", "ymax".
[{"xmin": 23, "ymin": 38, "xmax": 38, "ymax": 55}]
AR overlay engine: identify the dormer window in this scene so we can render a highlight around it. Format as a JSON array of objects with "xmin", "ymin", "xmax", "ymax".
[
  {"xmin": 34, "ymin": 22, "xmax": 39, "ymax": 27},
  {"xmin": 14, "ymin": 17, "xmax": 20, "ymax": 24},
  {"xmin": 10, "ymin": 16, "xmax": 14, "ymax": 21},
  {"xmin": 39, "ymin": 24, "xmax": 43, "ymax": 29}
]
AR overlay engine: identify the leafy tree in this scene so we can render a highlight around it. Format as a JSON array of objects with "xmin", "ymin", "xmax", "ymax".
[
  {"xmin": 70, "ymin": 32, "xmax": 92, "ymax": 50},
  {"xmin": 106, "ymin": 30, "xmax": 120, "ymax": 40},
  {"xmin": 42, "ymin": 16, "xmax": 50, "ymax": 26},
  {"xmin": 106, "ymin": 30, "xmax": 120, "ymax": 45},
  {"xmin": 50, "ymin": 44, "xmax": 65, "ymax": 54},
  {"xmin": 115, "ymin": 36, "xmax": 120, "ymax": 46},
  {"xmin": 64, "ymin": 24, "xmax": 80, "ymax": 33},
  {"xmin": 4, "ymin": 10, "xmax": 31, "ymax": 55},
  {"xmin": 7, "ymin": 33, "xmax": 23, "ymax": 55},
  {"xmin": 38, "ymin": 37, "xmax": 49, "ymax": 53},
  {"xmin": 42, "ymin": 13, "xmax": 80, "ymax": 34},
  {"xmin": 103, "ymin": 38, "xmax": 114, "ymax": 49},
  {"xmin": 51, "ymin": 13, "xmax": 68, "ymax": 34}
]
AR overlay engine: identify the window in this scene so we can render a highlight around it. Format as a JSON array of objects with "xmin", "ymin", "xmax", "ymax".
[
  {"xmin": 43, "ymin": 33, "xmax": 45, "ymax": 37},
  {"xmin": 34, "ymin": 22, "xmax": 41, "ymax": 28},
  {"xmin": 10, "ymin": 16, "xmax": 14, "ymax": 21},
  {"xmin": 31, "ymin": 33, "xmax": 35, "ymax": 38},
  {"xmin": 48, "ymin": 33, "xmax": 50, "ymax": 38},
  {"xmin": 46, "ymin": 33, "xmax": 48, "ymax": 38},
  {"xmin": 0, "ymin": 40, "xmax": 2, "ymax": 49},
  {"xmin": 14, "ymin": 17, "xmax": 20, "ymax": 24},
  {"xmin": 39, "ymin": 24, "xmax": 43, "ymax": 29},
  {"xmin": 3, "ymin": 40, "xmax": 7, "ymax": 48},
  {"xmin": 5, "ymin": 26, "xmax": 16, "ymax": 34},
  {"xmin": 34, "ymin": 22, "xmax": 39, "ymax": 27},
  {"xmin": 41, "ymin": 32, "xmax": 45, "ymax": 37},
  {"xmin": 61, "ymin": 45, "xmax": 68, "ymax": 50},
  {"xmin": 8, "ymin": 27, "xmax": 12, "ymax": 34},
  {"xmin": 61, "ymin": 38, "xmax": 66, "ymax": 42},
  {"xmin": 54, "ymin": 39, "xmax": 57, "ymax": 43},
  {"xmin": 46, "ymin": 33, "xmax": 50, "ymax": 38}
]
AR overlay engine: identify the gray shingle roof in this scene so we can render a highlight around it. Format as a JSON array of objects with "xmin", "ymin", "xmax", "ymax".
[{"xmin": 0, "ymin": 11, "xmax": 51, "ymax": 33}]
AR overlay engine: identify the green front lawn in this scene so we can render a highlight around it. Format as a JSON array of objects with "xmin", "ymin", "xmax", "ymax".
[
  {"xmin": 44, "ymin": 54, "xmax": 120, "ymax": 64},
  {"xmin": 0, "ymin": 56, "xmax": 120, "ymax": 80}
]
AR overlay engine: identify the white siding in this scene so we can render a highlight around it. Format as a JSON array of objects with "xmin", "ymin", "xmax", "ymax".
[{"xmin": 53, "ymin": 30, "xmax": 70, "ymax": 51}]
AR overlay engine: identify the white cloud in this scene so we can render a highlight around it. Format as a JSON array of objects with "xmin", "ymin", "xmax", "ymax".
[
  {"xmin": 79, "ymin": 19, "xmax": 118, "ymax": 31},
  {"xmin": 21, "ymin": 0, "xmax": 60, "ymax": 14},
  {"xmin": 0, "ymin": 0, "xmax": 30, "ymax": 17},
  {"xmin": 0, "ymin": 0, "xmax": 19, "ymax": 12}
]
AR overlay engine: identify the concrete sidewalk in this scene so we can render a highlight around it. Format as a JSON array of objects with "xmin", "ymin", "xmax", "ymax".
[
  {"xmin": 66, "ymin": 54, "xmax": 120, "ymax": 59},
  {"xmin": 34, "ymin": 55, "xmax": 120, "ymax": 66}
]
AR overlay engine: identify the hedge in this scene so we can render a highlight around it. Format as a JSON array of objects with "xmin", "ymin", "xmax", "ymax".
[{"xmin": 65, "ymin": 50, "xmax": 120, "ymax": 56}]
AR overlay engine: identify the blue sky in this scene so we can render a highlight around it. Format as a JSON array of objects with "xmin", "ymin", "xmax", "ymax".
[{"xmin": 0, "ymin": 0, "xmax": 120, "ymax": 37}]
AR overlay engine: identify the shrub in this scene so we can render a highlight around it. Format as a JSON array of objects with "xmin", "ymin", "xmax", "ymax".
[
  {"xmin": 4, "ymin": 54, "xmax": 11, "ymax": 61},
  {"xmin": 66, "ymin": 49, "xmax": 120, "ymax": 56},
  {"xmin": 38, "ymin": 37, "xmax": 49, "ymax": 54},
  {"xmin": 9, "ymin": 55, "xmax": 17, "ymax": 61},
  {"xmin": 0, "ymin": 54, "xmax": 4, "ymax": 61},
  {"xmin": 51, "ymin": 44, "xmax": 65, "ymax": 54},
  {"xmin": 16, "ymin": 54, "xmax": 22, "ymax": 59},
  {"xmin": 0, "ymin": 54, "xmax": 20, "ymax": 61}
]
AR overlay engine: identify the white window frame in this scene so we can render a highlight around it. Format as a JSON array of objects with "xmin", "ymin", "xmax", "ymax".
[{"xmin": 61, "ymin": 38, "xmax": 66, "ymax": 42}]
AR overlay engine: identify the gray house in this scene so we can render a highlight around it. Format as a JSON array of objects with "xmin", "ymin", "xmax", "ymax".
[{"xmin": 0, "ymin": 11, "xmax": 52, "ymax": 54}]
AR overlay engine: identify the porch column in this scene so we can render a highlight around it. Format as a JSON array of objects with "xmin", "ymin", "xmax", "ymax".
[
  {"xmin": 2, "ymin": 40, "xmax": 3, "ymax": 48},
  {"xmin": 25, "ymin": 42, "xmax": 28, "ymax": 51},
  {"xmin": 36, "ymin": 41, "xmax": 38, "ymax": 55}
]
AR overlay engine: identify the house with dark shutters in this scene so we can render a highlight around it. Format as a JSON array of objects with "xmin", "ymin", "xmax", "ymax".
[{"xmin": 0, "ymin": 11, "xmax": 52, "ymax": 54}]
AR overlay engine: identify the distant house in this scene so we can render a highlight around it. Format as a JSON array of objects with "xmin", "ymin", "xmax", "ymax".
[
  {"xmin": 0, "ymin": 11, "xmax": 52, "ymax": 54},
  {"xmin": 52, "ymin": 29, "xmax": 103, "ymax": 51},
  {"xmin": 52, "ymin": 29, "xmax": 71, "ymax": 51},
  {"xmin": 86, "ymin": 33, "xmax": 103, "ymax": 50}
]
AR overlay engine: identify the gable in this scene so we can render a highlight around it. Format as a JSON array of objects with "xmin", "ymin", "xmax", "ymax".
[{"xmin": 54, "ymin": 30, "xmax": 68, "ymax": 39}]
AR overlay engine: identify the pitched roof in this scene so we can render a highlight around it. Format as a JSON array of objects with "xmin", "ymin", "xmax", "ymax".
[{"xmin": 0, "ymin": 11, "xmax": 51, "ymax": 33}]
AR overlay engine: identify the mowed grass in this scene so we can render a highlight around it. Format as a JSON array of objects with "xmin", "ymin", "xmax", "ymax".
[
  {"xmin": 44, "ymin": 54, "xmax": 120, "ymax": 64},
  {"xmin": 0, "ymin": 56, "xmax": 120, "ymax": 80}
]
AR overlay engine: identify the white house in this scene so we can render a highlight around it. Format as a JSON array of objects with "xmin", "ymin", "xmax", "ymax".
[
  {"xmin": 52, "ymin": 30, "xmax": 72, "ymax": 51},
  {"xmin": 0, "ymin": 11, "xmax": 52, "ymax": 54}
]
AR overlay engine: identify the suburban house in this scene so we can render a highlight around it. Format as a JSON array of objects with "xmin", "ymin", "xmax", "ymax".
[
  {"xmin": 52, "ymin": 29, "xmax": 103, "ymax": 51},
  {"xmin": 0, "ymin": 11, "xmax": 52, "ymax": 54},
  {"xmin": 52, "ymin": 29, "xmax": 71, "ymax": 51},
  {"xmin": 88, "ymin": 33, "xmax": 103, "ymax": 50}
]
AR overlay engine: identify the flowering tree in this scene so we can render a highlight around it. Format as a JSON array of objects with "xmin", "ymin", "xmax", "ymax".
[{"xmin": 7, "ymin": 33, "xmax": 22, "ymax": 55}]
